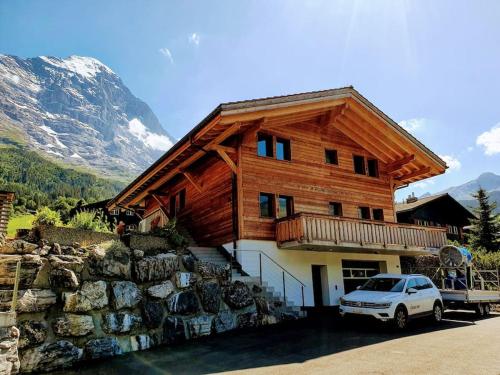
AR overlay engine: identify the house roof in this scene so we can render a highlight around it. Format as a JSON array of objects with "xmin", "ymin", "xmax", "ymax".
[
  {"xmin": 109, "ymin": 87, "xmax": 447, "ymax": 209},
  {"xmin": 395, "ymin": 193, "xmax": 475, "ymax": 218}
]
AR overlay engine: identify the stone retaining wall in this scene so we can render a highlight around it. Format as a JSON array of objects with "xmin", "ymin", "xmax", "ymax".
[
  {"xmin": 36, "ymin": 226, "xmax": 118, "ymax": 247},
  {"xmin": 0, "ymin": 238, "xmax": 297, "ymax": 373}
]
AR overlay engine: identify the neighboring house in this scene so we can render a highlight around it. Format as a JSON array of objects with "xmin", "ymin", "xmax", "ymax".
[
  {"xmin": 108, "ymin": 87, "xmax": 448, "ymax": 307},
  {"xmin": 71, "ymin": 199, "xmax": 141, "ymax": 232},
  {"xmin": 395, "ymin": 193, "xmax": 475, "ymax": 242},
  {"xmin": 0, "ymin": 191, "xmax": 15, "ymax": 237}
]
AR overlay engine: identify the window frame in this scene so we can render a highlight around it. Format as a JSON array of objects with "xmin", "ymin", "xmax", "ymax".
[
  {"xmin": 358, "ymin": 206, "xmax": 371, "ymax": 220},
  {"xmin": 276, "ymin": 138, "xmax": 292, "ymax": 161},
  {"xmin": 257, "ymin": 133, "xmax": 274, "ymax": 158},
  {"xmin": 329, "ymin": 202, "xmax": 343, "ymax": 217},
  {"xmin": 125, "ymin": 209, "xmax": 134, "ymax": 216},
  {"xmin": 367, "ymin": 158, "xmax": 379, "ymax": 178},
  {"xmin": 277, "ymin": 195, "xmax": 294, "ymax": 219},
  {"xmin": 259, "ymin": 192, "xmax": 275, "ymax": 219},
  {"xmin": 110, "ymin": 208, "xmax": 120, "ymax": 216},
  {"xmin": 353, "ymin": 155, "xmax": 366, "ymax": 175},
  {"xmin": 325, "ymin": 149, "xmax": 339, "ymax": 165}
]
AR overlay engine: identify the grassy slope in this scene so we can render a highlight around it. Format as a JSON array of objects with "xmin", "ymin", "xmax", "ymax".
[{"xmin": 7, "ymin": 214, "xmax": 34, "ymax": 238}]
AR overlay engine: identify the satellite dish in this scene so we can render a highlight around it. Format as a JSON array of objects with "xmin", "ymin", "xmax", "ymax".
[{"xmin": 439, "ymin": 245, "xmax": 473, "ymax": 268}]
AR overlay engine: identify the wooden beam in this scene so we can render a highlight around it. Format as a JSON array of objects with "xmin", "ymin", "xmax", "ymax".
[
  {"xmin": 182, "ymin": 171, "xmax": 203, "ymax": 193},
  {"xmin": 395, "ymin": 167, "xmax": 431, "ymax": 182},
  {"xmin": 151, "ymin": 194, "xmax": 170, "ymax": 218},
  {"xmin": 213, "ymin": 146, "xmax": 238, "ymax": 174},
  {"xmin": 210, "ymin": 145, "xmax": 237, "ymax": 154},
  {"xmin": 386, "ymin": 154, "xmax": 416, "ymax": 173}
]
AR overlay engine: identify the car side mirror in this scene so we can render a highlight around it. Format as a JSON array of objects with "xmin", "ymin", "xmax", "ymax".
[
  {"xmin": 406, "ymin": 287, "xmax": 418, "ymax": 294},
  {"xmin": 356, "ymin": 285, "xmax": 361, "ymax": 290}
]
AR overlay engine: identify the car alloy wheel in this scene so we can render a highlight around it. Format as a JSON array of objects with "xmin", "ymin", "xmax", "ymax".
[
  {"xmin": 395, "ymin": 309, "xmax": 407, "ymax": 329},
  {"xmin": 433, "ymin": 304, "xmax": 443, "ymax": 322},
  {"xmin": 483, "ymin": 304, "xmax": 490, "ymax": 316},
  {"xmin": 476, "ymin": 303, "xmax": 485, "ymax": 317}
]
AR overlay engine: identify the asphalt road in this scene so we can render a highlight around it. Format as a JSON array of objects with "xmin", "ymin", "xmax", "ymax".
[{"xmin": 57, "ymin": 310, "xmax": 500, "ymax": 375}]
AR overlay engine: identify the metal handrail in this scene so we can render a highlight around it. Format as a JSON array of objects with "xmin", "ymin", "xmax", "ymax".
[
  {"xmin": 0, "ymin": 256, "xmax": 22, "ymax": 312},
  {"xmin": 232, "ymin": 249, "xmax": 306, "ymax": 307}
]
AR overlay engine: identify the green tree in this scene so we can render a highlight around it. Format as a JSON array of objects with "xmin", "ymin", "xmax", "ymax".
[{"xmin": 467, "ymin": 188, "xmax": 500, "ymax": 252}]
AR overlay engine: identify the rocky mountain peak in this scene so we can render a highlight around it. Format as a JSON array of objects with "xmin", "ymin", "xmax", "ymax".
[{"xmin": 0, "ymin": 54, "xmax": 175, "ymax": 179}]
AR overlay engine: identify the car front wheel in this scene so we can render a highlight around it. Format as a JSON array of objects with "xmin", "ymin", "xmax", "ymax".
[
  {"xmin": 433, "ymin": 302, "xmax": 443, "ymax": 323},
  {"xmin": 393, "ymin": 306, "xmax": 408, "ymax": 330}
]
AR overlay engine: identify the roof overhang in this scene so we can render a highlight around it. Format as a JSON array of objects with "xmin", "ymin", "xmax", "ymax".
[{"xmin": 108, "ymin": 87, "xmax": 447, "ymax": 209}]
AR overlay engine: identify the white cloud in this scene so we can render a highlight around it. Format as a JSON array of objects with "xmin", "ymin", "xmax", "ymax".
[
  {"xmin": 439, "ymin": 154, "xmax": 461, "ymax": 171},
  {"xmin": 158, "ymin": 48, "xmax": 174, "ymax": 64},
  {"xmin": 188, "ymin": 32, "xmax": 200, "ymax": 46},
  {"xmin": 477, "ymin": 123, "xmax": 500, "ymax": 155},
  {"xmin": 467, "ymin": 146, "xmax": 474, "ymax": 152},
  {"xmin": 412, "ymin": 179, "xmax": 436, "ymax": 190},
  {"xmin": 128, "ymin": 118, "xmax": 173, "ymax": 151},
  {"xmin": 398, "ymin": 118, "xmax": 427, "ymax": 134}
]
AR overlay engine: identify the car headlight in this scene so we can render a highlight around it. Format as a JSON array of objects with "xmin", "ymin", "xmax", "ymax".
[
  {"xmin": 339, "ymin": 297, "xmax": 345, "ymax": 305},
  {"xmin": 373, "ymin": 302, "xmax": 392, "ymax": 309}
]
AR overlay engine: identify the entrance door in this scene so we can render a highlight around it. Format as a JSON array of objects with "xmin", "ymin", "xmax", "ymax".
[{"xmin": 312, "ymin": 265, "xmax": 329, "ymax": 307}]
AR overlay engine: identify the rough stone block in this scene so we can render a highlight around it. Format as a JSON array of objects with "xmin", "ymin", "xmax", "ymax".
[
  {"xmin": 50, "ymin": 268, "xmax": 79, "ymax": 289},
  {"xmin": 130, "ymin": 335, "xmax": 151, "ymax": 352},
  {"xmin": 214, "ymin": 310, "xmax": 237, "ymax": 334},
  {"xmin": 162, "ymin": 317, "xmax": 186, "ymax": 345},
  {"xmin": 198, "ymin": 281, "xmax": 221, "ymax": 314},
  {"xmin": 196, "ymin": 262, "xmax": 230, "ymax": 280},
  {"xmin": 84, "ymin": 338, "xmax": 122, "ymax": 360},
  {"xmin": 20, "ymin": 340, "xmax": 82, "ymax": 373},
  {"xmin": 146, "ymin": 281, "xmax": 174, "ymax": 299},
  {"xmin": 63, "ymin": 281, "xmax": 108, "ymax": 312},
  {"xmin": 237, "ymin": 312, "xmax": 258, "ymax": 328},
  {"xmin": 18, "ymin": 321, "xmax": 48, "ymax": 349},
  {"xmin": 134, "ymin": 253, "xmax": 179, "ymax": 283},
  {"xmin": 167, "ymin": 291, "xmax": 200, "ymax": 315},
  {"xmin": 110, "ymin": 281, "xmax": 142, "ymax": 310},
  {"xmin": 141, "ymin": 301, "xmax": 164, "ymax": 329},
  {"xmin": 102, "ymin": 312, "xmax": 142, "ymax": 334},
  {"xmin": 223, "ymin": 281, "xmax": 254, "ymax": 309},
  {"xmin": 52, "ymin": 314, "xmax": 94, "ymax": 337},
  {"xmin": 175, "ymin": 272, "xmax": 195, "ymax": 289},
  {"xmin": 16, "ymin": 289, "xmax": 57, "ymax": 313},
  {"xmin": 184, "ymin": 315, "xmax": 213, "ymax": 339}
]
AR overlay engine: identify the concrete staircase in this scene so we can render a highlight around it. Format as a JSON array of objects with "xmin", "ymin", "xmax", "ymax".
[{"xmin": 187, "ymin": 246, "xmax": 305, "ymax": 318}]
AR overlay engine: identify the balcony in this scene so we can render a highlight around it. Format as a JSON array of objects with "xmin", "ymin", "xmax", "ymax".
[{"xmin": 276, "ymin": 213, "xmax": 447, "ymax": 255}]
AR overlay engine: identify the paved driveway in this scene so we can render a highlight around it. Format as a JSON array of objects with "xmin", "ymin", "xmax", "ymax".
[{"xmin": 58, "ymin": 311, "xmax": 500, "ymax": 375}]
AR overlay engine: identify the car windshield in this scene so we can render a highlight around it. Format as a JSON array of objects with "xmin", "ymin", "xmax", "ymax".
[{"xmin": 359, "ymin": 277, "xmax": 406, "ymax": 292}]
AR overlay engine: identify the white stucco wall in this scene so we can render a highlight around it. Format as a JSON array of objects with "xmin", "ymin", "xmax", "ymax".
[{"xmin": 223, "ymin": 240, "xmax": 401, "ymax": 307}]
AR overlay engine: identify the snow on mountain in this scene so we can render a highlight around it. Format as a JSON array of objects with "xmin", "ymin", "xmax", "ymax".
[{"xmin": 0, "ymin": 54, "xmax": 175, "ymax": 178}]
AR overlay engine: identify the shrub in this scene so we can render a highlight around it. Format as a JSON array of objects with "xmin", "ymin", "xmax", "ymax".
[
  {"xmin": 33, "ymin": 207, "xmax": 62, "ymax": 227},
  {"xmin": 150, "ymin": 219, "xmax": 188, "ymax": 249},
  {"xmin": 68, "ymin": 210, "xmax": 112, "ymax": 233}
]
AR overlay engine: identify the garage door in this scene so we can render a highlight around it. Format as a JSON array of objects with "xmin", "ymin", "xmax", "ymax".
[{"xmin": 342, "ymin": 260, "xmax": 381, "ymax": 293}]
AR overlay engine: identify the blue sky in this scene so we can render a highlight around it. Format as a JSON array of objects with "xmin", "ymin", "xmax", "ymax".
[{"xmin": 1, "ymin": 0, "xmax": 500, "ymax": 199}]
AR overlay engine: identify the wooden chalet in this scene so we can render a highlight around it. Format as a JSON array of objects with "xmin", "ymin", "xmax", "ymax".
[
  {"xmin": 0, "ymin": 191, "xmax": 15, "ymax": 237},
  {"xmin": 396, "ymin": 193, "xmax": 474, "ymax": 242},
  {"xmin": 109, "ymin": 87, "xmax": 448, "ymax": 306}
]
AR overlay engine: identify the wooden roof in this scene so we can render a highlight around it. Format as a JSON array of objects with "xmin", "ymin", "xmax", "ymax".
[
  {"xmin": 395, "ymin": 193, "xmax": 475, "ymax": 218},
  {"xmin": 108, "ymin": 87, "xmax": 447, "ymax": 209}
]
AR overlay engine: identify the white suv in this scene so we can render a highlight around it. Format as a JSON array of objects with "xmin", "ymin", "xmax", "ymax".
[{"xmin": 339, "ymin": 274, "xmax": 443, "ymax": 329}]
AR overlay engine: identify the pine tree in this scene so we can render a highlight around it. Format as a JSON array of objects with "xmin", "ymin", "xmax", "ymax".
[{"xmin": 467, "ymin": 188, "xmax": 500, "ymax": 251}]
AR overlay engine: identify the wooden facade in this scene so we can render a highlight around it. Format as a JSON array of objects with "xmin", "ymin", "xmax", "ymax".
[
  {"xmin": 109, "ymin": 88, "xmax": 448, "ymax": 251},
  {"xmin": 0, "ymin": 191, "xmax": 14, "ymax": 237}
]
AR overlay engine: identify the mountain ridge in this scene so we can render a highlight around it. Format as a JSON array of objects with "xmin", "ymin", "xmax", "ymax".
[{"xmin": 0, "ymin": 54, "xmax": 175, "ymax": 180}]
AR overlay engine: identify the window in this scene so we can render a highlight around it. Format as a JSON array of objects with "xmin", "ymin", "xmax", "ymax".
[
  {"xmin": 353, "ymin": 155, "xmax": 366, "ymax": 175},
  {"xmin": 406, "ymin": 278, "xmax": 418, "ymax": 291},
  {"xmin": 372, "ymin": 208, "xmax": 384, "ymax": 221},
  {"xmin": 416, "ymin": 277, "xmax": 432, "ymax": 290},
  {"xmin": 179, "ymin": 189, "xmax": 186, "ymax": 210},
  {"xmin": 276, "ymin": 138, "xmax": 291, "ymax": 161},
  {"xmin": 278, "ymin": 195, "xmax": 294, "ymax": 218},
  {"xmin": 358, "ymin": 206, "xmax": 371, "ymax": 220},
  {"xmin": 126, "ymin": 224, "xmax": 137, "ymax": 231},
  {"xmin": 367, "ymin": 159, "xmax": 379, "ymax": 177},
  {"xmin": 257, "ymin": 133, "xmax": 273, "ymax": 157},
  {"xmin": 110, "ymin": 208, "xmax": 119, "ymax": 216},
  {"xmin": 170, "ymin": 195, "xmax": 177, "ymax": 217},
  {"xmin": 325, "ymin": 149, "xmax": 338, "ymax": 165},
  {"xmin": 125, "ymin": 209, "xmax": 134, "ymax": 216},
  {"xmin": 259, "ymin": 193, "xmax": 274, "ymax": 218},
  {"xmin": 329, "ymin": 202, "xmax": 342, "ymax": 216}
]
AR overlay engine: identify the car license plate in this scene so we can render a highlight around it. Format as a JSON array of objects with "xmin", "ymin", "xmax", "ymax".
[{"xmin": 352, "ymin": 308, "xmax": 363, "ymax": 314}]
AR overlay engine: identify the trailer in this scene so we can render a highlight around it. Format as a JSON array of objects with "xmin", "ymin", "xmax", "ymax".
[{"xmin": 419, "ymin": 246, "xmax": 500, "ymax": 317}]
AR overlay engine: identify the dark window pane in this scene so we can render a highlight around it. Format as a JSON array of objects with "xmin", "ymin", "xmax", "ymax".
[
  {"xmin": 329, "ymin": 202, "xmax": 342, "ymax": 216},
  {"xmin": 276, "ymin": 138, "xmax": 291, "ymax": 161},
  {"xmin": 367, "ymin": 159, "xmax": 379, "ymax": 177},
  {"xmin": 325, "ymin": 149, "xmax": 338, "ymax": 165},
  {"xmin": 259, "ymin": 193, "xmax": 274, "ymax": 218},
  {"xmin": 353, "ymin": 155, "xmax": 366, "ymax": 174},
  {"xmin": 358, "ymin": 206, "xmax": 371, "ymax": 220},
  {"xmin": 257, "ymin": 133, "xmax": 273, "ymax": 157},
  {"xmin": 278, "ymin": 195, "xmax": 293, "ymax": 218},
  {"xmin": 170, "ymin": 195, "xmax": 177, "ymax": 217},
  {"xmin": 372, "ymin": 208, "xmax": 384, "ymax": 221}
]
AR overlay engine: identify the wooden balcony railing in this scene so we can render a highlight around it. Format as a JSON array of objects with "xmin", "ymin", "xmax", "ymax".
[{"xmin": 276, "ymin": 213, "xmax": 447, "ymax": 254}]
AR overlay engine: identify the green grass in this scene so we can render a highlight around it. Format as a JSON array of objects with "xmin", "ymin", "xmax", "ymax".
[{"xmin": 7, "ymin": 214, "xmax": 34, "ymax": 238}]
